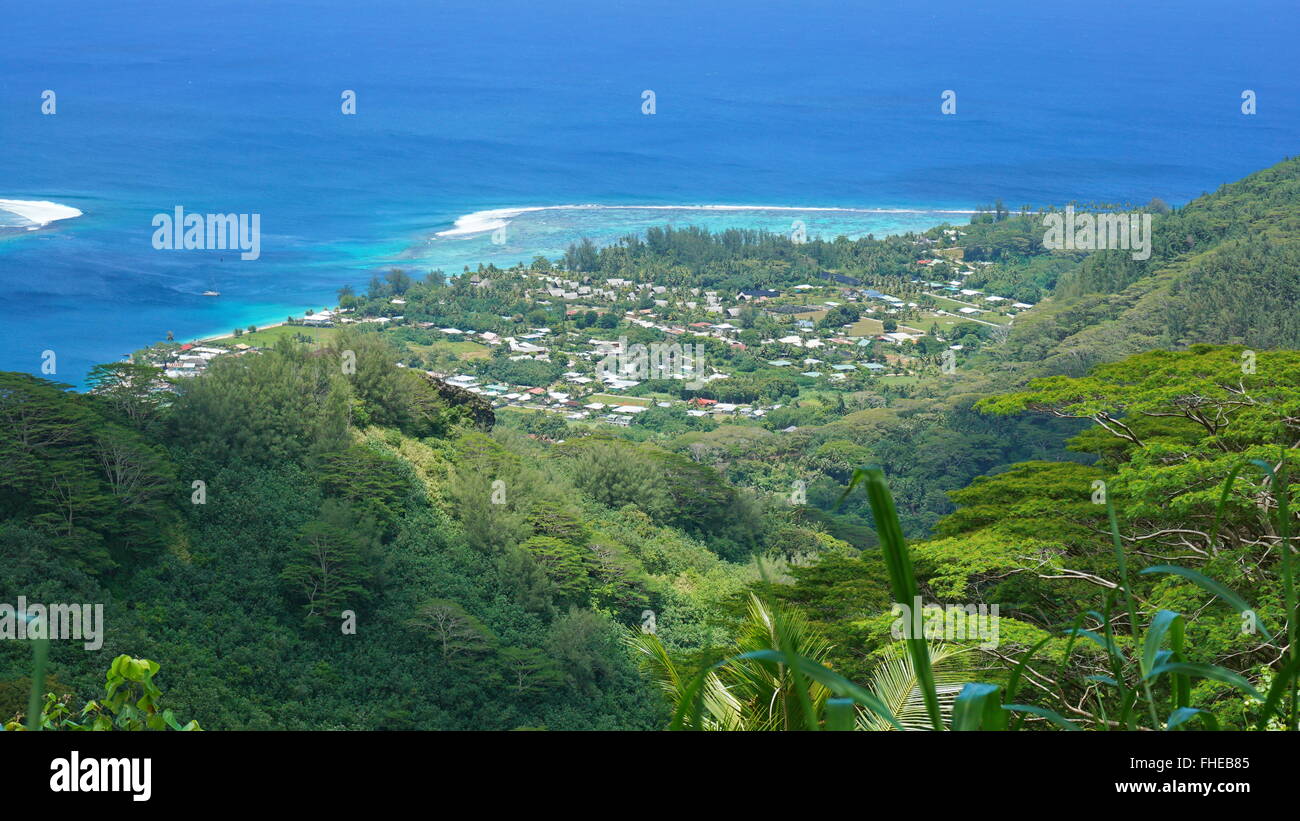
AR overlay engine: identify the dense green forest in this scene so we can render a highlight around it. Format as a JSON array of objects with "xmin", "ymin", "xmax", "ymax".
[{"xmin": 4, "ymin": 157, "xmax": 1300, "ymax": 731}]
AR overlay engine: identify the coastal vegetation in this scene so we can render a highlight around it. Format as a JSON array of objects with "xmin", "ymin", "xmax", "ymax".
[{"xmin": 4, "ymin": 157, "xmax": 1300, "ymax": 730}]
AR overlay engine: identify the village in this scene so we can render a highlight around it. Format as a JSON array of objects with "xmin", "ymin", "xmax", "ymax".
[{"xmin": 145, "ymin": 233, "xmax": 1036, "ymax": 432}]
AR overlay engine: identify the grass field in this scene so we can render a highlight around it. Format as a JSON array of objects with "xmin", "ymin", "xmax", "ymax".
[
  {"xmin": 847, "ymin": 316, "xmax": 930, "ymax": 337},
  {"xmin": 927, "ymin": 294, "xmax": 981, "ymax": 312},
  {"xmin": 878, "ymin": 374, "xmax": 921, "ymax": 386},
  {"xmin": 210, "ymin": 324, "xmax": 339, "ymax": 348},
  {"xmin": 792, "ymin": 307, "xmax": 828, "ymax": 319},
  {"xmin": 918, "ymin": 311, "xmax": 983, "ymax": 334},
  {"xmin": 402, "ymin": 338, "xmax": 491, "ymax": 361},
  {"xmin": 924, "ymin": 295, "xmax": 1013, "ymax": 325},
  {"xmin": 847, "ymin": 317, "xmax": 885, "ymax": 336}
]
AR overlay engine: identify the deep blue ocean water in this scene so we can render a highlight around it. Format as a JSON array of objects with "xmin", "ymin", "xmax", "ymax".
[{"xmin": 2, "ymin": 0, "xmax": 1297, "ymax": 382}]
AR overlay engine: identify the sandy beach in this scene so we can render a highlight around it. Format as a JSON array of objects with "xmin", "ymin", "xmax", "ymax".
[{"xmin": 190, "ymin": 319, "xmax": 290, "ymax": 345}]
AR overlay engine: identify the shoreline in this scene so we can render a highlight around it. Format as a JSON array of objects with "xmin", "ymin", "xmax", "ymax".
[
  {"xmin": 435, "ymin": 203, "xmax": 982, "ymax": 238},
  {"xmin": 178, "ymin": 205, "xmax": 967, "ymax": 347},
  {"xmin": 189, "ymin": 319, "xmax": 290, "ymax": 345},
  {"xmin": 184, "ymin": 204, "xmax": 969, "ymax": 347},
  {"xmin": 22, "ymin": 203, "xmax": 968, "ymax": 381}
]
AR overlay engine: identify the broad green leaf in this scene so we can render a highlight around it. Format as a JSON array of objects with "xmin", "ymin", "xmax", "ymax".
[
  {"xmin": 952, "ymin": 683, "xmax": 1006, "ymax": 731},
  {"xmin": 1167, "ymin": 707, "xmax": 1219, "ymax": 731}
]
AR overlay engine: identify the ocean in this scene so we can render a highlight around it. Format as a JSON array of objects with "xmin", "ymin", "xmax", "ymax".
[{"xmin": 2, "ymin": 0, "xmax": 1297, "ymax": 382}]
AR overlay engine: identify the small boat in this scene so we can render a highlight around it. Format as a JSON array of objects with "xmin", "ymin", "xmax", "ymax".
[{"xmin": 202, "ymin": 290, "xmax": 221, "ymax": 297}]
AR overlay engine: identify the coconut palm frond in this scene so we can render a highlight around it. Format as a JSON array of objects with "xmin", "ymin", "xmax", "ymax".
[
  {"xmin": 861, "ymin": 643, "xmax": 970, "ymax": 731},
  {"xmin": 726, "ymin": 593, "xmax": 833, "ymax": 730},
  {"xmin": 623, "ymin": 629, "xmax": 747, "ymax": 730},
  {"xmin": 623, "ymin": 630, "xmax": 684, "ymax": 703}
]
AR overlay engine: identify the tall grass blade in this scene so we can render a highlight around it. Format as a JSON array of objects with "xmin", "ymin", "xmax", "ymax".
[
  {"xmin": 1146, "ymin": 660, "xmax": 1263, "ymax": 701},
  {"xmin": 24, "ymin": 613, "xmax": 48, "ymax": 732},
  {"xmin": 1138, "ymin": 564, "xmax": 1275, "ymax": 643},
  {"xmin": 842, "ymin": 467, "xmax": 945, "ymax": 731},
  {"xmin": 1003, "ymin": 704, "xmax": 1081, "ymax": 730},
  {"xmin": 1103, "ymin": 493, "xmax": 1161, "ymax": 728}
]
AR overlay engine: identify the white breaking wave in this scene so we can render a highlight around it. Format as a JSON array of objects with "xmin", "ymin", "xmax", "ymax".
[
  {"xmin": 434, "ymin": 203, "xmax": 979, "ymax": 238},
  {"xmin": 0, "ymin": 198, "xmax": 84, "ymax": 227}
]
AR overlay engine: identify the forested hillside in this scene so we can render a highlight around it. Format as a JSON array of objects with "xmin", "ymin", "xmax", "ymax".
[
  {"xmin": 1, "ymin": 332, "xmax": 835, "ymax": 729},
  {"xmin": 1002, "ymin": 156, "xmax": 1300, "ymax": 375}
]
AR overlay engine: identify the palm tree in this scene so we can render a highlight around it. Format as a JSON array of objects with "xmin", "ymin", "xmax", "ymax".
[
  {"xmin": 627, "ymin": 594, "xmax": 828, "ymax": 730},
  {"xmin": 626, "ymin": 592, "xmax": 964, "ymax": 730}
]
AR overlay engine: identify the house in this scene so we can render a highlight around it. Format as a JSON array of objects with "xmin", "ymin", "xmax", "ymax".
[
  {"xmin": 508, "ymin": 338, "xmax": 547, "ymax": 354},
  {"xmin": 302, "ymin": 310, "xmax": 335, "ymax": 327}
]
